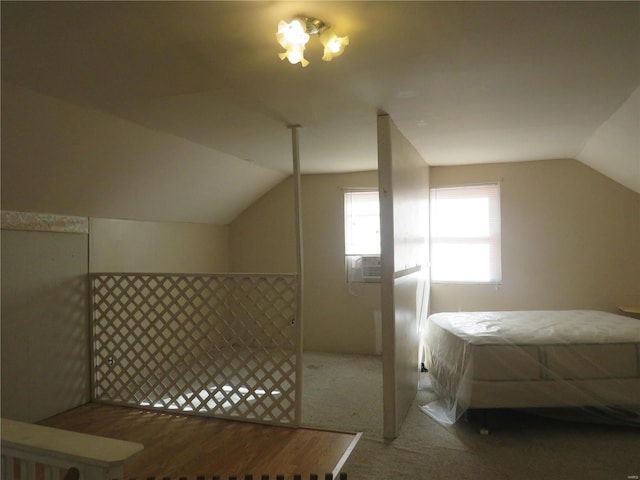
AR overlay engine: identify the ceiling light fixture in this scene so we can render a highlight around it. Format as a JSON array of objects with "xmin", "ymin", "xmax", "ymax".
[{"xmin": 276, "ymin": 16, "xmax": 349, "ymax": 67}]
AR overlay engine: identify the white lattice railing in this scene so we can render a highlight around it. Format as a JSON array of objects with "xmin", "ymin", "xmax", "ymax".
[
  {"xmin": 1, "ymin": 418, "xmax": 143, "ymax": 480},
  {"xmin": 90, "ymin": 273, "xmax": 299, "ymax": 425}
]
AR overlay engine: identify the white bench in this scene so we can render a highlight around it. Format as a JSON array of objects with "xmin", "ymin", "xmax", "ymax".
[{"xmin": 1, "ymin": 418, "xmax": 143, "ymax": 480}]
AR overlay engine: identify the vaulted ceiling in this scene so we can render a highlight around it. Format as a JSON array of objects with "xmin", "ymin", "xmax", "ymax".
[{"xmin": 2, "ymin": 1, "xmax": 638, "ymax": 224}]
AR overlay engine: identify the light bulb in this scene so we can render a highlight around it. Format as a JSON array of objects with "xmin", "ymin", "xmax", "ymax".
[
  {"xmin": 327, "ymin": 38, "xmax": 342, "ymax": 53},
  {"xmin": 282, "ymin": 45, "xmax": 309, "ymax": 67},
  {"xmin": 276, "ymin": 19, "xmax": 309, "ymax": 49},
  {"xmin": 319, "ymin": 28, "xmax": 349, "ymax": 61},
  {"xmin": 287, "ymin": 49, "xmax": 303, "ymax": 63}
]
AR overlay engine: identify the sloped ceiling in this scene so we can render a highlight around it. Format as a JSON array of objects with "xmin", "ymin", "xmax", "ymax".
[{"xmin": 1, "ymin": 1, "xmax": 639, "ymax": 224}]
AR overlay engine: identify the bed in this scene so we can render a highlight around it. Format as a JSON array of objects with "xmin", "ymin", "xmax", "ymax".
[{"xmin": 419, "ymin": 310, "xmax": 640, "ymax": 426}]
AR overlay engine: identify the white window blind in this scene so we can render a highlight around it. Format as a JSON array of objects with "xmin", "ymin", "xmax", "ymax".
[
  {"xmin": 344, "ymin": 190, "xmax": 380, "ymax": 255},
  {"xmin": 430, "ymin": 183, "xmax": 501, "ymax": 283}
]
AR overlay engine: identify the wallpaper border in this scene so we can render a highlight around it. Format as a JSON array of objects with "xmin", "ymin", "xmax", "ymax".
[{"xmin": 1, "ymin": 211, "xmax": 89, "ymax": 234}]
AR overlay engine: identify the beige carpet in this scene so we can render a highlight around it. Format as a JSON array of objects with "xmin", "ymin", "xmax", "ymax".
[{"xmin": 302, "ymin": 352, "xmax": 640, "ymax": 480}]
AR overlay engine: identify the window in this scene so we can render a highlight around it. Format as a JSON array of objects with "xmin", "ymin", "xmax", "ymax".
[
  {"xmin": 345, "ymin": 190, "xmax": 380, "ymax": 255},
  {"xmin": 344, "ymin": 190, "xmax": 381, "ymax": 282},
  {"xmin": 430, "ymin": 183, "xmax": 501, "ymax": 283}
]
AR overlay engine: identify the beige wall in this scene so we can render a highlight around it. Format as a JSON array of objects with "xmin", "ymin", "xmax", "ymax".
[
  {"xmin": 1, "ymin": 229, "xmax": 90, "ymax": 422},
  {"xmin": 90, "ymin": 218, "xmax": 229, "ymax": 273},
  {"xmin": 229, "ymin": 178, "xmax": 297, "ymax": 274},
  {"xmin": 230, "ymin": 172, "xmax": 382, "ymax": 355},
  {"xmin": 429, "ymin": 159, "xmax": 640, "ymax": 313}
]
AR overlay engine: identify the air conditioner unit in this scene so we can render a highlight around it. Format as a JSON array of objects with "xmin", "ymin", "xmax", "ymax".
[{"xmin": 346, "ymin": 255, "xmax": 381, "ymax": 283}]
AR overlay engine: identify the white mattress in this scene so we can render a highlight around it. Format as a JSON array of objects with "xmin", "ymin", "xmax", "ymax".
[
  {"xmin": 420, "ymin": 310, "xmax": 640, "ymax": 423},
  {"xmin": 428, "ymin": 310, "xmax": 640, "ymax": 345}
]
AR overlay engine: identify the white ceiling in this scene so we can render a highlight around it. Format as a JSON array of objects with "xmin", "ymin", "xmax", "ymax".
[{"xmin": 1, "ymin": 1, "xmax": 639, "ymax": 224}]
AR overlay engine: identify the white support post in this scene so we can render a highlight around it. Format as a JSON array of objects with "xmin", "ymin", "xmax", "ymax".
[{"xmin": 288, "ymin": 124, "xmax": 305, "ymax": 427}]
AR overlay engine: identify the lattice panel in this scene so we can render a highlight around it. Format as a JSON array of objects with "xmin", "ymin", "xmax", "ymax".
[{"xmin": 91, "ymin": 274, "xmax": 299, "ymax": 425}]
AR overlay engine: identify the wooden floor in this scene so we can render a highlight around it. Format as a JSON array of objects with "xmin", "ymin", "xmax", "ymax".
[{"xmin": 38, "ymin": 404, "xmax": 359, "ymax": 480}]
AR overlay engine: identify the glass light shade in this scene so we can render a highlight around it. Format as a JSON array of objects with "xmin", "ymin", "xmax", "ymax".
[
  {"xmin": 276, "ymin": 19, "xmax": 310, "ymax": 49},
  {"xmin": 277, "ymin": 17, "xmax": 349, "ymax": 66},
  {"xmin": 319, "ymin": 28, "xmax": 349, "ymax": 61},
  {"xmin": 279, "ymin": 45, "xmax": 309, "ymax": 67}
]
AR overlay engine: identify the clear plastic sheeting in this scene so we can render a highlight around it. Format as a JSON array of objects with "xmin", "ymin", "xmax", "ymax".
[{"xmin": 419, "ymin": 310, "xmax": 640, "ymax": 427}]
